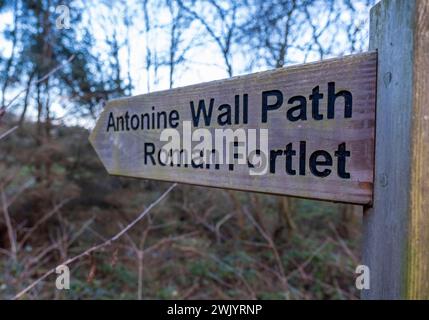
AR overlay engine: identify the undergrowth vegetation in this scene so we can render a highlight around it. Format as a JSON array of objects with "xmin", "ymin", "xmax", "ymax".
[{"xmin": 0, "ymin": 118, "xmax": 362, "ymax": 299}]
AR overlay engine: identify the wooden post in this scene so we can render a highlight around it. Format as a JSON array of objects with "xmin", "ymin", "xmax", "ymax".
[{"xmin": 363, "ymin": 0, "xmax": 429, "ymax": 299}]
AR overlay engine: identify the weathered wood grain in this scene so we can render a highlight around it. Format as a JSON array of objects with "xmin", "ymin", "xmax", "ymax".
[
  {"xmin": 363, "ymin": 0, "xmax": 429, "ymax": 299},
  {"xmin": 90, "ymin": 52, "xmax": 376, "ymax": 205},
  {"xmin": 407, "ymin": 0, "xmax": 429, "ymax": 300}
]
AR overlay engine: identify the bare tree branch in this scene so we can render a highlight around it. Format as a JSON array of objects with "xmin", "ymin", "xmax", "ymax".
[
  {"xmin": 12, "ymin": 183, "xmax": 177, "ymax": 300},
  {"xmin": 1, "ymin": 189, "xmax": 17, "ymax": 262},
  {"xmin": 0, "ymin": 126, "xmax": 18, "ymax": 141},
  {"xmin": 2, "ymin": 55, "xmax": 75, "ymax": 112}
]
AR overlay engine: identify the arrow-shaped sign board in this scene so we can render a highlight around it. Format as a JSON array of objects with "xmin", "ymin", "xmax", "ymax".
[{"xmin": 89, "ymin": 52, "xmax": 376, "ymax": 205}]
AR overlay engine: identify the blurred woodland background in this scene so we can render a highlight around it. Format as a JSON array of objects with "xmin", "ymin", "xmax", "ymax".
[{"xmin": 0, "ymin": 0, "xmax": 374, "ymax": 299}]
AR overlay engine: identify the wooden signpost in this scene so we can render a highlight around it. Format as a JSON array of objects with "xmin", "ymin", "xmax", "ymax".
[
  {"xmin": 362, "ymin": 0, "xmax": 429, "ymax": 299},
  {"xmin": 90, "ymin": 0, "xmax": 428, "ymax": 300},
  {"xmin": 90, "ymin": 53, "xmax": 376, "ymax": 205}
]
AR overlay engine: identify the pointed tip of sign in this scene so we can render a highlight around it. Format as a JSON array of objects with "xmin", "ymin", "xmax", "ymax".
[{"xmin": 88, "ymin": 127, "xmax": 96, "ymax": 148}]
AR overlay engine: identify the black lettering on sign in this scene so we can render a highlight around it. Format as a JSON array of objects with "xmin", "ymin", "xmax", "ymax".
[
  {"xmin": 131, "ymin": 115, "xmax": 139, "ymax": 130},
  {"xmin": 269, "ymin": 149, "xmax": 283, "ymax": 174},
  {"xmin": 190, "ymin": 98, "xmax": 214, "ymax": 127},
  {"xmin": 299, "ymin": 141, "xmax": 306, "ymax": 176},
  {"xmin": 243, "ymin": 93, "xmax": 248, "ymax": 124},
  {"xmin": 218, "ymin": 104, "xmax": 232, "ymax": 125},
  {"xmin": 335, "ymin": 142, "xmax": 351, "ymax": 178},
  {"xmin": 285, "ymin": 143, "xmax": 296, "ymax": 175},
  {"xmin": 169, "ymin": 110, "xmax": 180, "ymax": 128},
  {"xmin": 106, "ymin": 112, "xmax": 116, "ymax": 132},
  {"xmin": 262, "ymin": 90, "xmax": 283, "ymax": 123},
  {"xmin": 310, "ymin": 86, "xmax": 324, "ymax": 120},
  {"xmin": 328, "ymin": 82, "xmax": 353, "ymax": 119},
  {"xmin": 144, "ymin": 143, "xmax": 156, "ymax": 165},
  {"xmin": 287, "ymin": 96, "xmax": 307, "ymax": 122},
  {"xmin": 90, "ymin": 52, "xmax": 377, "ymax": 206},
  {"xmin": 106, "ymin": 108, "xmax": 181, "ymax": 132},
  {"xmin": 310, "ymin": 150, "xmax": 333, "ymax": 177}
]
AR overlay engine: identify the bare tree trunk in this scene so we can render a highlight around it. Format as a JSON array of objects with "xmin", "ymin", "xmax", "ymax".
[
  {"xmin": 1, "ymin": 1, "xmax": 19, "ymax": 108},
  {"xmin": 143, "ymin": 0, "xmax": 152, "ymax": 92},
  {"xmin": 18, "ymin": 73, "xmax": 35, "ymax": 126}
]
